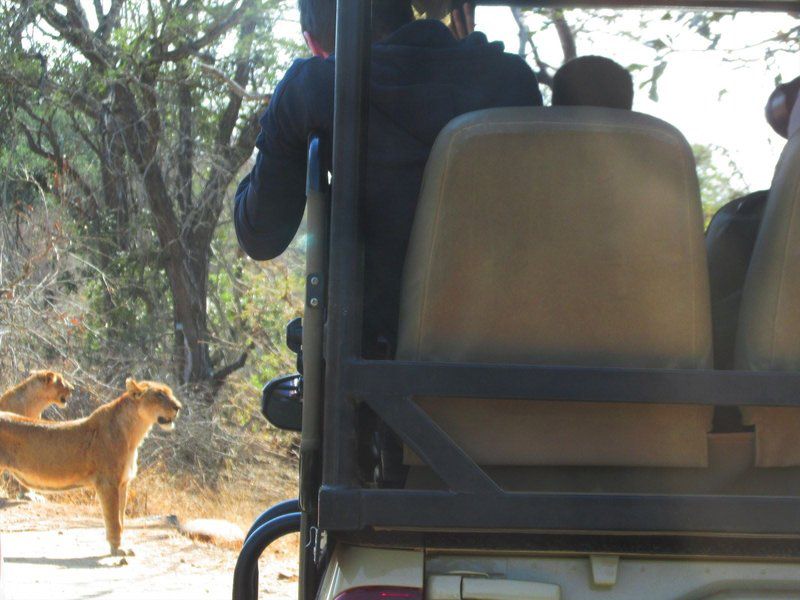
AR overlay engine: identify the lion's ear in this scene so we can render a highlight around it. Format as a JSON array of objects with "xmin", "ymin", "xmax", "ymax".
[
  {"xmin": 31, "ymin": 370, "xmax": 55, "ymax": 383},
  {"xmin": 126, "ymin": 378, "xmax": 144, "ymax": 398}
]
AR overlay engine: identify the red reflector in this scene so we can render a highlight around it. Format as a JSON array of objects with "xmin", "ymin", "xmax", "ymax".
[{"xmin": 334, "ymin": 586, "xmax": 423, "ymax": 600}]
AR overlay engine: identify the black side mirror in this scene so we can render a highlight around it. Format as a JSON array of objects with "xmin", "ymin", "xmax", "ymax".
[
  {"xmin": 286, "ymin": 317, "xmax": 303, "ymax": 374},
  {"xmin": 261, "ymin": 374, "xmax": 302, "ymax": 432},
  {"xmin": 286, "ymin": 317, "xmax": 302, "ymax": 354}
]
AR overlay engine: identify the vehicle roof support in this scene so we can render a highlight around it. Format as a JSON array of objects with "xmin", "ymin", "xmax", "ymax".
[{"xmin": 322, "ymin": 0, "xmax": 372, "ymax": 491}]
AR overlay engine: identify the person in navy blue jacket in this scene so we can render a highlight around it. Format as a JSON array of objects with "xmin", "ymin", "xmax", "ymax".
[{"xmin": 234, "ymin": 0, "xmax": 543, "ymax": 357}]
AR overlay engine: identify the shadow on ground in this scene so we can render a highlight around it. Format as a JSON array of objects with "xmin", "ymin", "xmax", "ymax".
[{"xmin": 4, "ymin": 555, "xmax": 111, "ymax": 568}]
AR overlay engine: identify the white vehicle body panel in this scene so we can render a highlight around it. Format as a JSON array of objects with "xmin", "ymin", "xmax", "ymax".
[{"xmin": 318, "ymin": 544, "xmax": 800, "ymax": 600}]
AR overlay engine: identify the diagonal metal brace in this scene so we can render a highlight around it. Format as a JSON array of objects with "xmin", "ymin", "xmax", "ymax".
[{"xmin": 363, "ymin": 393, "xmax": 501, "ymax": 494}]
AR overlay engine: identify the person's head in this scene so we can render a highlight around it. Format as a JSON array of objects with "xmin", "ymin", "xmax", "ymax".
[
  {"xmin": 765, "ymin": 75, "xmax": 800, "ymax": 139},
  {"xmin": 552, "ymin": 56, "xmax": 634, "ymax": 110},
  {"xmin": 299, "ymin": 0, "xmax": 414, "ymax": 58},
  {"xmin": 791, "ymin": 93, "xmax": 800, "ymax": 139}
]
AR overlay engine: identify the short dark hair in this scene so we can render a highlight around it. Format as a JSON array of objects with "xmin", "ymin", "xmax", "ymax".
[
  {"xmin": 552, "ymin": 56, "xmax": 634, "ymax": 110},
  {"xmin": 299, "ymin": 0, "xmax": 414, "ymax": 55}
]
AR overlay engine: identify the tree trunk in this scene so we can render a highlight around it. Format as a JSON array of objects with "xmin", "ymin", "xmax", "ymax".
[
  {"xmin": 172, "ymin": 246, "xmax": 211, "ymax": 383},
  {"xmin": 110, "ymin": 80, "xmax": 215, "ymax": 384},
  {"xmin": 143, "ymin": 165, "xmax": 212, "ymax": 383}
]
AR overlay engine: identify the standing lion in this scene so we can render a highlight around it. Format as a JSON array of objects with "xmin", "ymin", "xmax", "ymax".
[{"xmin": 0, "ymin": 378, "xmax": 181, "ymax": 556}]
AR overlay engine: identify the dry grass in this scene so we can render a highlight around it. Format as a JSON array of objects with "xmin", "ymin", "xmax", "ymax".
[{"xmin": 127, "ymin": 447, "xmax": 298, "ymax": 534}]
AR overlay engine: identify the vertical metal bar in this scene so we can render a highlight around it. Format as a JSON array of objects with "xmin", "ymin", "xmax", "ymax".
[
  {"xmin": 298, "ymin": 512, "xmax": 317, "ymax": 600},
  {"xmin": 299, "ymin": 135, "xmax": 327, "ymax": 600},
  {"xmin": 300, "ymin": 135, "xmax": 327, "ymax": 512},
  {"xmin": 322, "ymin": 0, "xmax": 372, "ymax": 489}
]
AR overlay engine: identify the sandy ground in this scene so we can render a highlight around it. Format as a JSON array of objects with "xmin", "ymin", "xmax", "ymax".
[{"xmin": 0, "ymin": 499, "xmax": 298, "ymax": 600}]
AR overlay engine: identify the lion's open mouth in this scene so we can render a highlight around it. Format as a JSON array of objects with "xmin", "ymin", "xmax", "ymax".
[{"xmin": 157, "ymin": 416, "xmax": 176, "ymax": 431}]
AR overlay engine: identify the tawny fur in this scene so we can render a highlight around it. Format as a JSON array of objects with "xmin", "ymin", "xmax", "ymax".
[
  {"xmin": 0, "ymin": 370, "xmax": 74, "ymax": 419},
  {"xmin": 0, "ymin": 378, "xmax": 181, "ymax": 555}
]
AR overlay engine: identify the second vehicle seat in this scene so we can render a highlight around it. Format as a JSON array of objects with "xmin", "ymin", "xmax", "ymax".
[
  {"xmin": 735, "ymin": 122, "xmax": 800, "ymax": 467},
  {"xmin": 396, "ymin": 107, "xmax": 714, "ymax": 468}
]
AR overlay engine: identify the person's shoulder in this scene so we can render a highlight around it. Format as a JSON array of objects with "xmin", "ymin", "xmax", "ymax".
[
  {"xmin": 279, "ymin": 57, "xmax": 334, "ymax": 91},
  {"xmin": 487, "ymin": 44, "xmax": 542, "ymax": 96},
  {"xmin": 466, "ymin": 34, "xmax": 533, "ymax": 72},
  {"xmin": 723, "ymin": 190, "xmax": 769, "ymax": 218},
  {"xmin": 267, "ymin": 56, "xmax": 334, "ymax": 120},
  {"xmin": 707, "ymin": 189, "xmax": 769, "ymax": 238},
  {"xmin": 734, "ymin": 189, "xmax": 769, "ymax": 220},
  {"xmin": 497, "ymin": 48, "xmax": 535, "ymax": 73}
]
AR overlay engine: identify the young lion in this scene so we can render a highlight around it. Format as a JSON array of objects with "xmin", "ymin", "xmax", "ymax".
[
  {"xmin": 0, "ymin": 379, "xmax": 181, "ymax": 555},
  {"xmin": 0, "ymin": 370, "xmax": 74, "ymax": 418}
]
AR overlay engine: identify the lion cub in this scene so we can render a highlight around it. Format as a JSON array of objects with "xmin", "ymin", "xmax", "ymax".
[
  {"xmin": 0, "ymin": 370, "xmax": 74, "ymax": 418},
  {"xmin": 0, "ymin": 378, "xmax": 181, "ymax": 556}
]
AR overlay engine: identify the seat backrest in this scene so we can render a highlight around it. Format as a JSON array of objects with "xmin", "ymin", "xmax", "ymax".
[
  {"xmin": 736, "ymin": 133, "xmax": 800, "ymax": 372},
  {"xmin": 735, "ymin": 131, "xmax": 800, "ymax": 467},
  {"xmin": 397, "ymin": 107, "xmax": 714, "ymax": 468}
]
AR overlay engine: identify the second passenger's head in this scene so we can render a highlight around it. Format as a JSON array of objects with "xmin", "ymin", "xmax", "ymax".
[
  {"xmin": 552, "ymin": 56, "xmax": 634, "ymax": 110},
  {"xmin": 765, "ymin": 75, "xmax": 800, "ymax": 139},
  {"xmin": 299, "ymin": 0, "xmax": 414, "ymax": 58}
]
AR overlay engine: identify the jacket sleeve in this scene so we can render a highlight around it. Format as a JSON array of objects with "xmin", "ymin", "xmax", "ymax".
[{"xmin": 234, "ymin": 61, "xmax": 311, "ymax": 261}]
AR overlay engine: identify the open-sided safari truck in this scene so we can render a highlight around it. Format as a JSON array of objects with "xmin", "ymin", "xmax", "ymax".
[{"xmin": 233, "ymin": 0, "xmax": 800, "ymax": 598}]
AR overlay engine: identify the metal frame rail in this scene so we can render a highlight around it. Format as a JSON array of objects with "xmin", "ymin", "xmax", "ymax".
[{"xmin": 311, "ymin": 0, "xmax": 800, "ymax": 568}]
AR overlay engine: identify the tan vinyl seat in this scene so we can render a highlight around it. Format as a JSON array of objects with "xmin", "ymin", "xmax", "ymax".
[
  {"xmin": 735, "ymin": 131, "xmax": 800, "ymax": 467},
  {"xmin": 397, "ymin": 107, "xmax": 714, "ymax": 468}
]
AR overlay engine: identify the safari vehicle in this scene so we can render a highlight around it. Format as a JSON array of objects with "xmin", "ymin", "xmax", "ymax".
[{"xmin": 233, "ymin": 0, "xmax": 800, "ymax": 598}]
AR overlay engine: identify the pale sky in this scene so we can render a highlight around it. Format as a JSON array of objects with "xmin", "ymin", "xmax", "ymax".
[{"xmin": 275, "ymin": 5, "xmax": 798, "ymax": 193}]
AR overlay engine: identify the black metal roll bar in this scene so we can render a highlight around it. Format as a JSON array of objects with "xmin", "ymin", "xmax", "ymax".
[
  {"xmin": 244, "ymin": 499, "xmax": 300, "ymax": 542},
  {"xmin": 297, "ymin": 133, "xmax": 329, "ymax": 600},
  {"xmin": 233, "ymin": 511, "xmax": 302, "ymax": 600},
  {"xmin": 321, "ymin": 0, "xmax": 371, "ymax": 492}
]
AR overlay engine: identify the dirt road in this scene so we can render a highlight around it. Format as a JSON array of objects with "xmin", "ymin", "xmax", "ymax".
[{"xmin": 1, "ymin": 500, "xmax": 298, "ymax": 600}]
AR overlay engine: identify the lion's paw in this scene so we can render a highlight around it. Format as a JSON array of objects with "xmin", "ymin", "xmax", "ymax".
[{"xmin": 109, "ymin": 546, "xmax": 135, "ymax": 557}]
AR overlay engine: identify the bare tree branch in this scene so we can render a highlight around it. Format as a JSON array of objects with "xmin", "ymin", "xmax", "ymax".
[
  {"xmin": 147, "ymin": 0, "xmax": 246, "ymax": 63},
  {"xmin": 198, "ymin": 62, "xmax": 268, "ymax": 101},
  {"xmin": 177, "ymin": 65, "xmax": 194, "ymax": 216},
  {"xmin": 97, "ymin": 0, "xmax": 125, "ymax": 41},
  {"xmin": 16, "ymin": 106, "xmax": 97, "ymax": 211},
  {"xmin": 552, "ymin": 10, "xmax": 577, "ymax": 62},
  {"xmin": 510, "ymin": 7, "xmax": 555, "ymax": 87},
  {"xmin": 39, "ymin": 1, "xmax": 113, "ymax": 68},
  {"xmin": 211, "ymin": 350, "xmax": 248, "ymax": 384}
]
